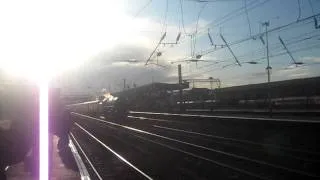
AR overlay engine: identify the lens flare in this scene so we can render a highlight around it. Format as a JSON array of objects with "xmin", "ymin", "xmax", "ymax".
[{"xmin": 39, "ymin": 81, "xmax": 49, "ymax": 180}]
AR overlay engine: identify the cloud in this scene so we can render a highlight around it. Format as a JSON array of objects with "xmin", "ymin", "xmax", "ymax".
[
  {"xmin": 250, "ymin": 72, "xmax": 267, "ymax": 77},
  {"xmin": 302, "ymin": 56, "xmax": 320, "ymax": 63},
  {"xmin": 275, "ymin": 64, "xmax": 309, "ymax": 75},
  {"xmin": 56, "ymin": 43, "xmax": 178, "ymax": 94},
  {"xmin": 272, "ymin": 65, "xmax": 311, "ymax": 80},
  {"xmin": 92, "ymin": 44, "xmax": 151, "ymax": 65},
  {"xmin": 289, "ymin": 73, "xmax": 308, "ymax": 78},
  {"xmin": 53, "ymin": 16, "xmax": 211, "ymax": 93},
  {"xmin": 0, "ymin": 0, "xmax": 224, "ymax": 93}
]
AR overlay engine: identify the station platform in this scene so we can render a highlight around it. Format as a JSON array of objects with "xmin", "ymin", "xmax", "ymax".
[{"xmin": 5, "ymin": 135, "xmax": 87, "ymax": 180}]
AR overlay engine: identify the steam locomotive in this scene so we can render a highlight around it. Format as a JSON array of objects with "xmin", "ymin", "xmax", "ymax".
[{"xmin": 67, "ymin": 93, "xmax": 129, "ymax": 118}]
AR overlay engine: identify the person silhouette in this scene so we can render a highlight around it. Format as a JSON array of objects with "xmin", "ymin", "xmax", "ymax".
[{"xmin": 0, "ymin": 86, "xmax": 76, "ymax": 179}]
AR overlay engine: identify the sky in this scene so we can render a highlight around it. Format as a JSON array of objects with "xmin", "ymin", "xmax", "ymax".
[{"xmin": 0, "ymin": 0, "xmax": 319, "ymax": 94}]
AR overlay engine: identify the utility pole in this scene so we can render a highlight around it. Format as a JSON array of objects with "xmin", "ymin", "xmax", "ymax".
[
  {"xmin": 178, "ymin": 64, "xmax": 183, "ymax": 112},
  {"xmin": 263, "ymin": 21, "xmax": 272, "ymax": 117}
]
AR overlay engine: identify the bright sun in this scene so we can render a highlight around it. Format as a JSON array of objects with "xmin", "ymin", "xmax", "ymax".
[{"xmin": 0, "ymin": 0, "xmax": 127, "ymax": 82}]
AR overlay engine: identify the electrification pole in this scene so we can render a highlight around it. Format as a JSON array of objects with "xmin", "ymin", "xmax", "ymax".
[
  {"xmin": 263, "ymin": 21, "xmax": 272, "ymax": 117},
  {"xmin": 178, "ymin": 64, "xmax": 183, "ymax": 112},
  {"xmin": 123, "ymin": 78, "xmax": 126, "ymax": 91},
  {"xmin": 209, "ymin": 77, "xmax": 214, "ymax": 112}
]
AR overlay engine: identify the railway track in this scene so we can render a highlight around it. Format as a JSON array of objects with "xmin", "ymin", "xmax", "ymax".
[
  {"xmin": 128, "ymin": 111, "xmax": 320, "ymax": 152},
  {"xmin": 70, "ymin": 124, "xmax": 152, "ymax": 180},
  {"xmin": 70, "ymin": 112, "xmax": 320, "ymax": 180},
  {"xmin": 125, "ymin": 116, "xmax": 320, "ymax": 162},
  {"xmin": 72, "ymin": 114, "xmax": 262, "ymax": 179}
]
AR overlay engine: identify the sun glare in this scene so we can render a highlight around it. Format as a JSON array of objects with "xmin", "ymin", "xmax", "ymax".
[
  {"xmin": 0, "ymin": 0, "xmax": 128, "ymax": 82},
  {"xmin": 0, "ymin": 1, "xmax": 128, "ymax": 180}
]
